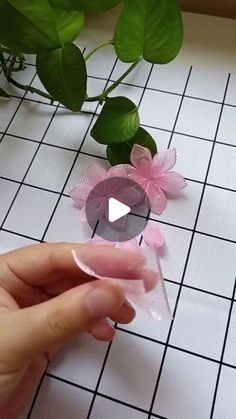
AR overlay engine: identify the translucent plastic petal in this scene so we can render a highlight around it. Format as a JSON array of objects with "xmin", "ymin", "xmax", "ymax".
[
  {"xmin": 158, "ymin": 171, "xmax": 187, "ymax": 196},
  {"xmin": 72, "ymin": 246, "xmax": 171, "ymax": 320},
  {"xmin": 143, "ymin": 222, "xmax": 165, "ymax": 249},
  {"xmin": 87, "ymin": 164, "xmax": 107, "ymax": 186},
  {"xmin": 153, "ymin": 148, "xmax": 176, "ymax": 172},
  {"xmin": 69, "ymin": 183, "xmax": 91, "ymax": 208},
  {"xmin": 130, "ymin": 144, "xmax": 152, "ymax": 168}
]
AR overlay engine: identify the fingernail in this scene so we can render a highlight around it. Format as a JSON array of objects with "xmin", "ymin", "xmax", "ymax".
[{"xmin": 85, "ymin": 285, "xmax": 123, "ymax": 317}]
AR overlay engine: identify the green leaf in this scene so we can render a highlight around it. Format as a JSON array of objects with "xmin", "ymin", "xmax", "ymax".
[
  {"xmin": 36, "ymin": 43, "xmax": 87, "ymax": 111},
  {"xmin": 114, "ymin": 0, "xmax": 183, "ymax": 64},
  {"xmin": 49, "ymin": 0, "xmax": 121, "ymax": 13},
  {"xmin": 106, "ymin": 127, "xmax": 157, "ymax": 165},
  {"xmin": 91, "ymin": 96, "xmax": 140, "ymax": 145},
  {"xmin": 53, "ymin": 8, "xmax": 84, "ymax": 43},
  {"xmin": 0, "ymin": 0, "xmax": 60, "ymax": 54},
  {"xmin": 0, "ymin": 87, "xmax": 10, "ymax": 99}
]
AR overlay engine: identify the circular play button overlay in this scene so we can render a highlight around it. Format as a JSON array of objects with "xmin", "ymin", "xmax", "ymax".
[{"xmin": 85, "ymin": 176, "xmax": 150, "ymax": 242}]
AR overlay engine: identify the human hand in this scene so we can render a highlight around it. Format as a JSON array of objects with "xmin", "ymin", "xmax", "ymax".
[{"xmin": 0, "ymin": 242, "xmax": 154, "ymax": 418}]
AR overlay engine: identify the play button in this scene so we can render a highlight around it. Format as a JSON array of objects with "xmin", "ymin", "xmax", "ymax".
[
  {"xmin": 108, "ymin": 198, "xmax": 130, "ymax": 223},
  {"xmin": 85, "ymin": 176, "xmax": 150, "ymax": 242}
]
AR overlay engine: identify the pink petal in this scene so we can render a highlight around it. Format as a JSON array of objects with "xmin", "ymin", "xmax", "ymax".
[
  {"xmin": 87, "ymin": 164, "xmax": 108, "ymax": 186},
  {"xmin": 107, "ymin": 164, "xmax": 128, "ymax": 178},
  {"xmin": 158, "ymin": 171, "xmax": 187, "ymax": 197},
  {"xmin": 130, "ymin": 144, "xmax": 152, "ymax": 168},
  {"xmin": 69, "ymin": 183, "xmax": 91, "ymax": 208},
  {"xmin": 123, "ymin": 164, "xmax": 137, "ymax": 177},
  {"xmin": 153, "ymin": 149, "xmax": 176, "ymax": 173},
  {"xmin": 143, "ymin": 222, "xmax": 165, "ymax": 249},
  {"xmin": 147, "ymin": 187, "xmax": 167, "ymax": 215}
]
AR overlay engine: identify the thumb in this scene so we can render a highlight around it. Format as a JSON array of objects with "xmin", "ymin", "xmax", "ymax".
[{"xmin": 2, "ymin": 281, "xmax": 124, "ymax": 368}]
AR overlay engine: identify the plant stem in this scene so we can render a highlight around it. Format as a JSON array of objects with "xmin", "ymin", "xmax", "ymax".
[
  {"xmin": 0, "ymin": 52, "xmax": 7, "ymax": 72},
  {"xmin": 84, "ymin": 39, "xmax": 113, "ymax": 61},
  {"xmin": 7, "ymin": 76, "xmax": 53, "ymax": 100},
  {"xmin": 85, "ymin": 57, "xmax": 142, "ymax": 103},
  {"xmin": 12, "ymin": 56, "xmax": 26, "ymax": 72},
  {"xmin": 104, "ymin": 57, "xmax": 142, "ymax": 98},
  {"xmin": 6, "ymin": 55, "xmax": 16, "ymax": 78}
]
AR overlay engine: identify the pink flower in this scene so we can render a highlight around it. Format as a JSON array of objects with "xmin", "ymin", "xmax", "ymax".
[
  {"xmin": 69, "ymin": 164, "xmax": 127, "ymax": 220},
  {"xmin": 124, "ymin": 145, "xmax": 187, "ymax": 215}
]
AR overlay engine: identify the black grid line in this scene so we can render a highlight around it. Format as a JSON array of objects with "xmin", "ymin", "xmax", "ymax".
[
  {"xmin": 1, "ymin": 138, "xmax": 236, "ymax": 194},
  {"xmin": 0, "ymin": 70, "xmax": 37, "ymax": 144},
  {"xmin": 0, "ymin": 228, "xmax": 42, "ymax": 243},
  {"xmin": 147, "ymin": 73, "xmax": 231, "ymax": 419},
  {"xmin": 209, "ymin": 277, "xmax": 236, "ymax": 418},
  {"xmin": 167, "ymin": 68, "xmax": 193, "ymax": 149},
  {"xmin": 2, "ymin": 117, "xmax": 236, "ymax": 150},
  {"xmin": 45, "ymin": 372, "xmax": 168, "ymax": 419},
  {"xmin": 115, "ymin": 325, "xmax": 236, "ymax": 370},
  {"xmin": 26, "ymin": 361, "xmax": 50, "ymax": 419},
  {"xmin": 146, "ymin": 67, "xmax": 193, "ymax": 418},
  {"xmin": 109, "ymin": 75, "xmax": 232, "ymax": 106},
  {"xmin": 0, "ymin": 103, "xmax": 60, "ymax": 232},
  {"xmin": 1, "ymin": 195, "xmax": 235, "ymax": 247}
]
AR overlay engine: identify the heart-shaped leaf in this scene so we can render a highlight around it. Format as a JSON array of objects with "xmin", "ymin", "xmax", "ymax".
[
  {"xmin": 114, "ymin": 0, "xmax": 183, "ymax": 64},
  {"xmin": 0, "ymin": 87, "xmax": 10, "ymax": 99},
  {"xmin": 49, "ymin": 0, "xmax": 121, "ymax": 13},
  {"xmin": 0, "ymin": 0, "xmax": 60, "ymax": 54},
  {"xmin": 36, "ymin": 42, "xmax": 87, "ymax": 111},
  {"xmin": 106, "ymin": 127, "xmax": 157, "ymax": 165},
  {"xmin": 53, "ymin": 8, "xmax": 84, "ymax": 43},
  {"xmin": 91, "ymin": 96, "xmax": 140, "ymax": 145}
]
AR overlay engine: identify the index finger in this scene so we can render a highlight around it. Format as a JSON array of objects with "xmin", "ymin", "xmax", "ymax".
[{"xmin": 1, "ymin": 242, "xmax": 146, "ymax": 287}]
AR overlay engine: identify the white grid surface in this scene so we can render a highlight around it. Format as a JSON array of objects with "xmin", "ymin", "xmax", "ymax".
[{"xmin": 1, "ymin": 16, "xmax": 236, "ymax": 419}]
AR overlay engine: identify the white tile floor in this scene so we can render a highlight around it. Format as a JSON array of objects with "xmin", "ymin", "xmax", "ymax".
[
  {"xmin": 185, "ymin": 67, "xmax": 229, "ymax": 102},
  {"xmin": 216, "ymin": 105, "xmax": 236, "ymax": 145},
  {"xmin": 140, "ymin": 89, "xmax": 182, "ymax": 130},
  {"xmin": 31, "ymin": 376, "xmax": 93, "ymax": 419},
  {"xmin": 43, "ymin": 107, "xmax": 93, "ymax": 150},
  {"xmin": 208, "ymin": 142, "xmax": 236, "ymax": 190},
  {"xmin": 0, "ymin": 15, "xmax": 236, "ymax": 419},
  {"xmin": 4, "ymin": 185, "xmax": 59, "ymax": 239},
  {"xmin": 171, "ymin": 133, "xmax": 213, "ymax": 181},
  {"xmin": 169, "ymin": 287, "xmax": 230, "ymax": 359},
  {"xmin": 48, "ymin": 336, "xmax": 109, "ymax": 390},
  {"xmin": 98, "ymin": 330, "xmax": 165, "ymax": 410},
  {"xmin": 197, "ymin": 185, "xmax": 236, "ymax": 242},
  {"xmin": 25, "ymin": 144, "xmax": 76, "ymax": 191},
  {"xmin": 147, "ymin": 61, "xmax": 191, "ymax": 94},
  {"xmin": 175, "ymin": 97, "xmax": 221, "ymax": 140},
  {"xmin": 153, "ymin": 348, "xmax": 218, "ymax": 419},
  {"xmin": 90, "ymin": 396, "xmax": 146, "ymax": 419},
  {"xmin": 184, "ymin": 233, "xmax": 236, "ymax": 297},
  {"xmin": 7, "ymin": 100, "xmax": 56, "ymax": 141},
  {"xmin": 0, "ymin": 135, "xmax": 38, "ymax": 181},
  {"xmin": 213, "ymin": 366, "xmax": 236, "ymax": 419}
]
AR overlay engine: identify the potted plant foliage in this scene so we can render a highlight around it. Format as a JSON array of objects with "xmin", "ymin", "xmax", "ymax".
[{"xmin": 0, "ymin": 0, "xmax": 183, "ymax": 165}]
